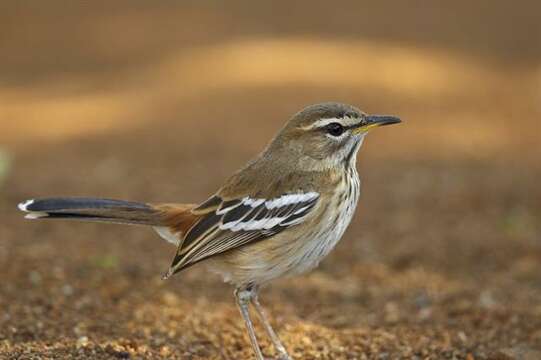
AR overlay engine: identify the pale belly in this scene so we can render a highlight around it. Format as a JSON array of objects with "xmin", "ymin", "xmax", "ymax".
[{"xmin": 209, "ymin": 170, "xmax": 361, "ymax": 287}]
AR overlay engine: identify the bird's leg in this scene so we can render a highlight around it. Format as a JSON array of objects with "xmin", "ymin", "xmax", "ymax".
[
  {"xmin": 251, "ymin": 288, "xmax": 291, "ymax": 360},
  {"xmin": 234, "ymin": 286, "xmax": 264, "ymax": 360}
]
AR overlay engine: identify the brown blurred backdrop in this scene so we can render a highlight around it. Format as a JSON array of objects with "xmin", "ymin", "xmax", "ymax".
[{"xmin": 1, "ymin": 1, "xmax": 540, "ymax": 359}]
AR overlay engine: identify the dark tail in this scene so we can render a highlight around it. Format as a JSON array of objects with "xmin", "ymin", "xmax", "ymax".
[{"xmin": 18, "ymin": 197, "xmax": 164, "ymax": 226}]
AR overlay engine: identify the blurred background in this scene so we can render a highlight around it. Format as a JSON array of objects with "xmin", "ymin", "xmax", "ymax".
[{"xmin": 1, "ymin": 1, "xmax": 540, "ymax": 359}]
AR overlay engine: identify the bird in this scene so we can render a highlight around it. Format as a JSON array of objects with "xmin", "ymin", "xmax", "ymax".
[{"xmin": 18, "ymin": 102, "xmax": 401, "ymax": 360}]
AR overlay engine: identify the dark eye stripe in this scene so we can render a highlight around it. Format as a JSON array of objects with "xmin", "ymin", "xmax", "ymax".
[
  {"xmin": 319, "ymin": 122, "xmax": 363, "ymax": 132},
  {"xmin": 326, "ymin": 122, "xmax": 344, "ymax": 136}
]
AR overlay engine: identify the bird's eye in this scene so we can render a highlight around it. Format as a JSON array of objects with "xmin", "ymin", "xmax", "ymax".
[{"xmin": 326, "ymin": 123, "xmax": 345, "ymax": 137}]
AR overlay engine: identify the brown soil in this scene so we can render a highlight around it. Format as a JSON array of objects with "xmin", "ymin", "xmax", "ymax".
[{"xmin": 1, "ymin": 2, "xmax": 540, "ymax": 359}]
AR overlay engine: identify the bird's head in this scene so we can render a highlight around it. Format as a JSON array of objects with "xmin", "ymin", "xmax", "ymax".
[{"xmin": 269, "ymin": 102, "xmax": 401, "ymax": 168}]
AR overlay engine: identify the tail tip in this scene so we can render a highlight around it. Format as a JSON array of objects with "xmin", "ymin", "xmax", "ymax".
[
  {"xmin": 24, "ymin": 212, "xmax": 49, "ymax": 220},
  {"xmin": 19, "ymin": 199, "xmax": 49, "ymax": 219},
  {"xmin": 18, "ymin": 199, "xmax": 34, "ymax": 212}
]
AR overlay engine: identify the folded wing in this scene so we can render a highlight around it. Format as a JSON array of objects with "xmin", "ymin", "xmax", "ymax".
[{"xmin": 163, "ymin": 192, "xmax": 320, "ymax": 277}]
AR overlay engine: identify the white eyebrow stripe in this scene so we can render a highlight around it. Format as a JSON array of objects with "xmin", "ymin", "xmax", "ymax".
[{"xmin": 303, "ymin": 117, "xmax": 362, "ymax": 130}]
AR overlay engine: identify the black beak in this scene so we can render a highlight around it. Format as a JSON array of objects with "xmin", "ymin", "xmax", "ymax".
[{"xmin": 365, "ymin": 115, "xmax": 402, "ymax": 127}]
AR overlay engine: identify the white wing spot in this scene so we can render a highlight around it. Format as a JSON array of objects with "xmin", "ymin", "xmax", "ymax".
[
  {"xmin": 219, "ymin": 192, "xmax": 319, "ymax": 231},
  {"xmin": 243, "ymin": 198, "xmax": 265, "ymax": 207},
  {"xmin": 265, "ymin": 192, "xmax": 319, "ymax": 209}
]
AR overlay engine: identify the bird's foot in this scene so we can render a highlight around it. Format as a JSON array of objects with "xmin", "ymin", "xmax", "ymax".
[{"xmin": 275, "ymin": 352, "xmax": 292, "ymax": 360}]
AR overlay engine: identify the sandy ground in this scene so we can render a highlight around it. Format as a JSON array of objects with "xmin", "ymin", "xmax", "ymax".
[{"xmin": 1, "ymin": 2, "xmax": 541, "ymax": 359}]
